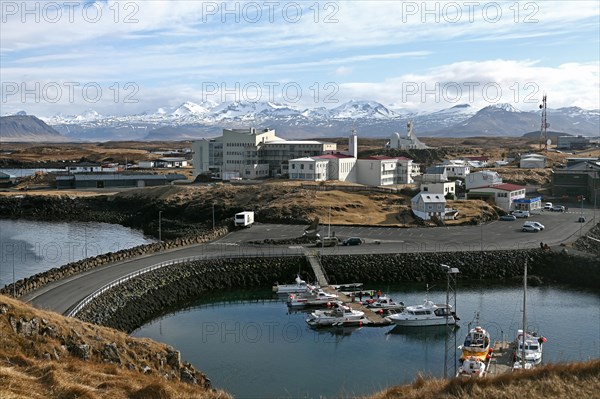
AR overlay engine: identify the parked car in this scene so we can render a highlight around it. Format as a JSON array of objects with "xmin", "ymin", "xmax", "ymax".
[
  {"xmin": 522, "ymin": 225, "xmax": 541, "ymax": 232},
  {"xmin": 523, "ymin": 221, "xmax": 545, "ymax": 230},
  {"xmin": 512, "ymin": 210, "xmax": 530, "ymax": 218},
  {"xmin": 500, "ymin": 215, "xmax": 517, "ymax": 221},
  {"xmin": 316, "ymin": 236, "xmax": 339, "ymax": 247},
  {"xmin": 551, "ymin": 205, "xmax": 565, "ymax": 212},
  {"xmin": 343, "ymin": 237, "xmax": 363, "ymax": 246},
  {"xmin": 543, "ymin": 202, "xmax": 553, "ymax": 210}
]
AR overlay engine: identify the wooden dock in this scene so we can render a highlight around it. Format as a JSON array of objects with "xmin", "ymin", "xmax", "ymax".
[
  {"xmin": 487, "ymin": 340, "xmax": 516, "ymax": 376},
  {"xmin": 306, "ymin": 253, "xmax": 391, "ymax": 327}
]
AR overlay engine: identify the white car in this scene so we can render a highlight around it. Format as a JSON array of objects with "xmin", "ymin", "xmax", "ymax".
[
  {"xmin": 512, "ymin": 210, "xmax": 530, "ymax": 218},
  {"xmin": 523, "ymin": 221, "xmax": 545, "ymax": 230},
  {"xmin": 522, "ymin": 225, "xmax": 540, "ymax": 232},
  {"xmin": 543, "ymin": 202, "xmax": 553, "ymax": 210}
]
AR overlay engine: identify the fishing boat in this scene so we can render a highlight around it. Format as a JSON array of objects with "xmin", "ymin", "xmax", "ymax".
[
  {"xmin": 273, "ymin": 275, "xmax": 315, "ymax": 294},
  {"xmin": 459, "ymin": 322, "xmax": 492, "ymax": 362},
  {"xmin": 306, "ymin": 303, "xmax": 365, "ymax": 327},
  {"xmin": 287, "ymin": 288, "xmax": 338, "ymax": 307},
  {"xmin": 456, "ymin": 356, "xmax": 487, "ymax": 378},
  {"xmin": 386, "ymin": 299, "xmax": 457, "ymax": 327}
]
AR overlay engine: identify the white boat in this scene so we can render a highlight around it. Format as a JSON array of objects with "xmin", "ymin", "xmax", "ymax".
[
  {"xmin": 459, "ymin": 324, "xmax": 492, "ymax": 362},
  {"xmin": 386, "ymin": 299, "xmax": 457, "ymax": 327},
  {"xmin": 306, "ymin": 303, "xmax": 365, "ymax": 327},
  {"xmin": 513, "ymin": 259, "xmax": 547, "ymax": 370},
  {"xmin": 287, "ymin": 288, "xmax": 338, "ymax": 307},
  {"xmin": 365, "ymin": 296, "xmax": 405, "ymax": 312},
  {"xmin": 273, "ymin": 275, "xmax": 315, "ymax": 294},
  {"xmin": 514, "ymin": 330, "xmax": 545, "ymax": 367},
  {"xmin": 456, "ymin": 356, "xmax": 487, "ymax": 378}
]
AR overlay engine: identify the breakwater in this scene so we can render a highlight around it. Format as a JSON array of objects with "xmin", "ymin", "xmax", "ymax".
[{"xmin": 75, "ymin": 249, "xmax": 599, "ymax": 333}]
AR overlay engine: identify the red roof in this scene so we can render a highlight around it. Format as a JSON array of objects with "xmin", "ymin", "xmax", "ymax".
[{"xmin": 481, "ymin": 183, "xmax": 525, "ymax": 192}]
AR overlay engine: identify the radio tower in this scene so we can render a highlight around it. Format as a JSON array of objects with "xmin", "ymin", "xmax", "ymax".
[{"xmin": 539, "ymin": 94, "xmax": 549, "ymax": 151}]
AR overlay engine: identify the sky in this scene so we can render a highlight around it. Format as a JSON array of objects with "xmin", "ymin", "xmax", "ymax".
[{"xmin": 1, "ymin": 0, "xmax": 599, "ymax": 116}]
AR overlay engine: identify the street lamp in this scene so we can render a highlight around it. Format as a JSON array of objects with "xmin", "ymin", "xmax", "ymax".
[{"xmin": 159, "ymin": 210, "xmax": 163, "ymax": 242}]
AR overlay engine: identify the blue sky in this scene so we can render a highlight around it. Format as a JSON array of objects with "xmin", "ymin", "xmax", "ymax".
[{"xmin": 1, "ymin": 0, "xmax": 599, "ymax": 116}]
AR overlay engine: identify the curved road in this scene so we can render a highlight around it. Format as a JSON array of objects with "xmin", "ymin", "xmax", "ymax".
[{"xmin": 25, "ymin": 209, "xmax": 596, "ymax": 315}]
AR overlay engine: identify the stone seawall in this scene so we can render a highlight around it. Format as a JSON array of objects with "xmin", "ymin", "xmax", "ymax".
[
  {"xmin": 0, "ymin": 227, "xmax": 230, "ymax": 298},
  {"xmin": 75, "ymin": 249, "xmax": 599, "ymax": 333}
]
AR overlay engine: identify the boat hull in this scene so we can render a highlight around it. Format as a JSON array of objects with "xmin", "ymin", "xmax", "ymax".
[{"xmin": 387, "ymin": 315, "xmax": 457, "ymax": 327}]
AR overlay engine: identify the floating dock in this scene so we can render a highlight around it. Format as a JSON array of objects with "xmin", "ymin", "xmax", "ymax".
[
  {"xmin": 306, "ymin": 253, "xmax": 391, "ymax": 327},
  {"xmin": 487, "ymin": 340, "xmax": 517, "ymax": 375}
]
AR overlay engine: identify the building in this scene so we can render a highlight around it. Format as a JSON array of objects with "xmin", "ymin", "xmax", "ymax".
[
  {"xmin": 356, "ymin": 156, "xmax": 418, "ymax": 185},
  {"xmin": 56, "ymin": 173, "xmax": 187, "ymax": 189},
  {"xmin": 411, "ymin": 193, "xmax": 447, "ymax": 220},
  {"xmin": 557, "ymin": 135, "xmax": 592, "ymax": 150},
  {"xmin": 463, "ymin": 156, "xmax": 489, "ymax": 168},
  {"xmin": 66, "ymin": 162, "xmax": 103, "ymax": 173},
  {"xmin": 467, "ymin": 183, "xmax": 527, "ymax": 212},
  {"xmin": 513, "ymin": 197, "xmax": 543, "ymax": 213},
  {"xmin": 0, "ymin": 171, "xmax": 16, "ymax": 187},
  {"xmin": 421, "ymin": 166, "xmax": 448, "ymax": 183},
  {"xmin": 465, "ymin": 170, "xmax": 502, "ymax": 190},
  {"xmin": 137, "ymin": 161, "xmax": 156, "ymax": 168},
  {"xmin": 420, "ymin": 181, "xmax": 456, "ymax": 197},
  {"xmin": 520, "ymin": 154, "xmax": 546, "ymax": 169},
  {"xmin": 155, "ymin": 157, "xmax": 189, "ymax": 168},
  {"xmin": 192, "ymin": 128, "xmax": 336, "ymax": 179},
  {"xmin": 440, "ymin": 160, "xmax": 470, "ymax": 178},
  {"xmin": 386, "ymin": 121, "xmax": 429, "ymax": 150},
  {"xmin": 552, "ymin": 160, "xmax": 600, "ymax": 204}
]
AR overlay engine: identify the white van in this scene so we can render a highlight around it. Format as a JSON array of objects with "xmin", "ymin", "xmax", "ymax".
[
  {"xmin": 512, "ymin": 210, "xmax": 530, "ymax": 218},
  {"xmin": 523, "ymin": 221, "xmax": 545, "ymax": 230}
]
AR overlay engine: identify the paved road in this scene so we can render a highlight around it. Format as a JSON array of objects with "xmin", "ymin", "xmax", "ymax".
[{"xmin": 25, "ymin": 209, "xmax": 596, "ymax": 315}]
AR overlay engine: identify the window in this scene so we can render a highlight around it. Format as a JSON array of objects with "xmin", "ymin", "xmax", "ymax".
[{"xmin": 300, "ymin": 164, "xmax": 304, "ymax": 170}]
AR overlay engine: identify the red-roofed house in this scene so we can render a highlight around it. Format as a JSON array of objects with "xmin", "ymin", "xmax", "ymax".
[
  {"xmin": 467, "ymin": 183, "xmax": 527, "ymax": 212},
  {"xmin": 289, "ymin": 152, "xmax": 357, "ymax": 182}
]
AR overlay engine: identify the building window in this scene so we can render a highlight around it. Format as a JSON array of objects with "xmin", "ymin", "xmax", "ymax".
[{"xmin": 301, "ymin": 164, "xmax": 304, "ymax": 170}]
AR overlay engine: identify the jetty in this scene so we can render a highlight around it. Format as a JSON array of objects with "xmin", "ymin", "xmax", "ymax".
[
  {"xmin": 306, "ymin": 253, "xmax": 391, "ymax": 326},
  {"xmin": 487, "ymin": 340, "xmax": 517, "ymax": 375}
]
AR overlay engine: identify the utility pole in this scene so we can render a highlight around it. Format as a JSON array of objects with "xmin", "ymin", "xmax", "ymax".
[
  {"xmin": 159, "ymin": 210, "xmax": 163, "ymax": 242},
  {"xmin": 212, "ymin": 204, "xmax": 215, "ymax": 230},
  {"xmin": 441, "ymin": 264, "xmax": 460, "ymax": 379}
]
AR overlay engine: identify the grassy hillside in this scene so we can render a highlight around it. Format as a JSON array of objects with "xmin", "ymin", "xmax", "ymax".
[{"xmin": 0, "ymin": 295, "xmax": 229, "ymax": 399}]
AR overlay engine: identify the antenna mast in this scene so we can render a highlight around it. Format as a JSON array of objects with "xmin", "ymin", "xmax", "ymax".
[{"xmin": 539, "ymin": 94, "xmax": 548, "ymax": 151}]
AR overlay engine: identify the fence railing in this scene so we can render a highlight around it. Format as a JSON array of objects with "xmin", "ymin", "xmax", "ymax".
[{"xmin": 65, "ymin": 250, "xmax": 305, "ymax": 317}]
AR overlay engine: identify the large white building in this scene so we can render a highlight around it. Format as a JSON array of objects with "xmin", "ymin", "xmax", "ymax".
[
  {"xmin": 192, "ymin": 128, "xmax": 336, "ymax": 179},
  {"xmin": 386, "ymin": 121, "xmax": 429, "ymax": 150},
  {"xmin": 520, "ymin": 154, "xmax": 547, "ymax": 169},
  {"xmin": 465, "ymin": 170, "xmax": 502, "ymax": 190},
  {"xmin": 467, "ymin": 183, "xmax": 527, "ymax": 212}
]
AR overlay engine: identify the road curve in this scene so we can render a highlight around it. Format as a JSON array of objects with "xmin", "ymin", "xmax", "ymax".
[{"xmin": 25, "ymin": 210, "xmax": 596, "ymax": 315}]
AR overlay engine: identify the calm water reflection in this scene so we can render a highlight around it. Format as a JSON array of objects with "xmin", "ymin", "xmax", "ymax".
[{"xmin": 133, "ymin": 284, "xmax": 600, "ymax": 398}]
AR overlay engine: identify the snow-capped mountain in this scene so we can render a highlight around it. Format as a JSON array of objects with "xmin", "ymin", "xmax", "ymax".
[{"xmin": 18, "ymin": 100, "xmax": 599, "ymax": 141}]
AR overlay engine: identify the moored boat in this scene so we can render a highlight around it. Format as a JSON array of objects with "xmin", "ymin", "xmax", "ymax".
[
  {"xmin": 287, "ymin": 288, "xmax": 338, "ymax": 307},
  {"xmin": 513, "ymin": 329, "xmax": 546, "ymax": 368},
  {"xmin": 386, "ymin": 300, "xmax": 457, "ymax": 327},
  {"xmin": 273, "ymin": 275, "xmax": 315, "ymax": 294},
  {"xmin": 365, "ymin": 296, "xmax": 405, "ymax": 312},
  {"xmin": 456, "ymin": 356, "xmax": 487, "ymax": 378},
  {"xmin": 459, "ymin": 325, "xmax": 492, "ymax": 362},
  {"xmin": 306, "ymin": 303, "xmax": 365, "ymax": 327}
]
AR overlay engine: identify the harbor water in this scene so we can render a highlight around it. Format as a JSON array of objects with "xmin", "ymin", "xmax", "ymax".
[
  {"xmin": 0, "ymin": 219, "xmax": 155, "ymax": 287},
  {"xmin": 132, "ymin": 284, "xmax": 600, "ymax": 398}
]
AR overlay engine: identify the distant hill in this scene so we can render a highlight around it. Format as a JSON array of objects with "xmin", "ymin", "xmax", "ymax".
[{"xmin": 0, "ymin": 115, "xmax": 68, "ymax": 142}]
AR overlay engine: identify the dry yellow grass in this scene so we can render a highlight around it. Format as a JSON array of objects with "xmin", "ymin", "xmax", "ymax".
[{"xmin": 0, "ymin": 295, "xmax": 230, "ymax": 399}]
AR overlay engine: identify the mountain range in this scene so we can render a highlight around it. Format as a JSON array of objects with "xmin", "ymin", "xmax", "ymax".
[{"xmin": 1, "ymin": 100, "xmax": 598, "ymax": 142}]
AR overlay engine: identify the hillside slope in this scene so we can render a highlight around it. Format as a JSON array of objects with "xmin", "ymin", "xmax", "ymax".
[
  {"xmin": 0, "ymin": 115, "xmax": 68, "ymax": 142},
  {"xmin": 0, "ymin": 295, "xmax": 229, "ymax": 399}
]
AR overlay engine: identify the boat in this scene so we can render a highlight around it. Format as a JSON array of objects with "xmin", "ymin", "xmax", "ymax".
[
  {"xmin": 306, "ymin": 303, "xmax": 365, "ymax": 327},
  {"xmin": 287, "ymin": 288, "xmax": 338, "ymax": 307},
  {"xmin": 512, "ymin": 259, "xmax": 546, "ymax": 370},
  {"xmin": 273, "ymin": 275, "xmax": 315, "ymax": 294},
  {"xmin": 386, "ymin": 299, "xmax": 457, "ymax": 327},
  {"xmin": 331, "ymin": 282, "xmax": 363, "ymax": 291},
  {"xmin": 456, "ymin": 356, "xmax": 487, "ymax": 378},
  {"xmin": 459, "ymin": 323, "xmax": 492, "ymax": 362},
  {"xmin": 365, "ymin": 296, "xmax": 405, "ymax": 312},
  {"xmin": 513, "ymin": 330, "xmax": 545, "ymax": 367}
]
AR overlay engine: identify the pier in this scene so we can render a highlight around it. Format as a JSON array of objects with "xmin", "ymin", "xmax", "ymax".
[
  {"xmin": 306, "ymin": 253, "xmax": 391, "ymax": 326},
  {"xmin": 487, "ymin": 340, "xmax": 516, "ymax": 375}
]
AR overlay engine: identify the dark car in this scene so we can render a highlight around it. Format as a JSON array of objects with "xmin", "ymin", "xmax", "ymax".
[
  {"xmin": 500, "ymin": 215, "xmax": 517, "ymax": 221},
  {"xmin": 343, "ymin": 237, "xmax": 363, "ymax": 246}
]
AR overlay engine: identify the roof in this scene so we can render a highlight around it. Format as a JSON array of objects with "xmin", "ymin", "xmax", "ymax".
[
  {"xmin": 426, "ymin": 166, "xmax": 447, "ymax": 175},
  {"xmin": 472, "ymin": 183, "xmax": 525, "ymax": 192},
  {"xmin": 360, "ymin": 155, "xmax": 412, "ymax": 161},
  {"xmin": 411, "ymin": 193, "xmax": 446, "ymax": 203},
  {"xmin": 157, "ymin": 157, "xmax": 188, "ymax": 162},
  {"xmin": 314, "ymin": 153, "xmax": 355, "ymax": 159}
]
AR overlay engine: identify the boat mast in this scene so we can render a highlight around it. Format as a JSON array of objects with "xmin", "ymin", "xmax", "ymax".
[{"xmin": 521, "ymin": 258, "xmax": 528, "ymax": 369}]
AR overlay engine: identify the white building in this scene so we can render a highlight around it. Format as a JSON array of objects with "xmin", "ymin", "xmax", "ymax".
[
  {"xmin": 467, "ymin": 183, "xmax": 527, "ymax": 212},
  {"xmin": 440, "ymin": 160, "xmax": 470, "ymax": 178},
  {"xmin": 411, "ymin": 193, "xmax": 447, "ymax": 220},
  {"xmin": 192, "ymin": 128, "xmax": 336, "ymax": 179},
  {"xmin": 465, "ymin": 170, "xmax": 502, "ymax": 190},
  {"xmin": 356, "ymin": 156, "xmax": 418, "ymax": 186},
  {"xmin": 156, "ymin": 157, "xmax": 189, "ymax": 168},
  {"xmin": 420, "ymin": 181, "xmax": 456, "ymax": 197},
  {"xmin": 386, "ymin": 121, "xmax": 429, "ymax": 150},
  {"xmin": 421, "ymin": 166, "xmax": 448, "ymax": 183},
  {"xmin": 520, "ymin": 154, "xmax": 546, "ymax": 169}
]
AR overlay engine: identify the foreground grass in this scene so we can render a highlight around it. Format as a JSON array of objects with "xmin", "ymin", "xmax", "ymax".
[
  {"xmin": 0, "ymin": 295, "xmax": 230, "ymax": 399},
  {"xmin": 370, "ymin": 360, "xmax": 600, "ymax": 399}
]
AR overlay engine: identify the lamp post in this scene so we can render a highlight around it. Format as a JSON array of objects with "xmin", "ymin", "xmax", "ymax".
[{"xmin": 159, "ymin": 210, "xmax": 163, "ymax": 242}]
